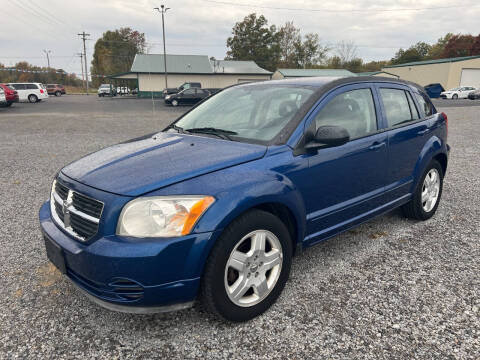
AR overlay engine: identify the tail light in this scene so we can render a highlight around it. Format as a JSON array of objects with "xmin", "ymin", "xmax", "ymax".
[
  {"xmin": 40, "ymin": 89, "xmax": 44, "ymax": 94},
  {"xmin": 441, "ymin": 112, "xmax": 448, "ymax": 139}
]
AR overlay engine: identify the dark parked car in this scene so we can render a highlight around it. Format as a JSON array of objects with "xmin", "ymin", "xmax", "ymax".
[
  {"xmin": 47, "ymin": 84, "xmax": 66, "ymax": 96},
  {"xmin": 164, "ymin": 88, "xmax": 210, "ymax": 106},
  {"xmin": 424, "ymin": 83, "xmax": 445, "ymax": 98},
  {"xmin": 163, "ymin": 82, "xmax": 202, "ymax": 96},
  {"xmin": 0, "ymin": 83, "xmax": 19, "ymax": 107},
  {"xmin": 467, "ymin": 89, "xmax": 480, "ymax": 100},
  {"xmin": 40, "ymin": 76, "xmax": 449, "ymax": 322}
]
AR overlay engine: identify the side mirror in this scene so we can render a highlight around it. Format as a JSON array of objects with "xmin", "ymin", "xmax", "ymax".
[{"xmin": 306, "ymin": 125, "xmax": 350, "ymax": 149}]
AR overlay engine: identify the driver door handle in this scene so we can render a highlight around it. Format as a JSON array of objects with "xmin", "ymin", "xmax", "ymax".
[{"xmin": 369, "ymin": 141, "xmax": 385, "ymax": 151}]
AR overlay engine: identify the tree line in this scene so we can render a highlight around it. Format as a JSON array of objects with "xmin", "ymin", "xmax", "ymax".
[
  {"xmin": 0, "ymin": 62, "xmax": 83, "ymax": 86},
  {"xmin": 226, "ymin": 13, "xmax": 480, "ymax": 73}
]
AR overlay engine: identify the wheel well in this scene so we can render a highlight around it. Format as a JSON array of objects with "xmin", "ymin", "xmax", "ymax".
[
  {"xmin": 433, "ymin": 153, "xmax": 448, "ymax": 175},
  {"xmin": 253, "ymin": 202, "xmax": 299, "ymax": 255}
]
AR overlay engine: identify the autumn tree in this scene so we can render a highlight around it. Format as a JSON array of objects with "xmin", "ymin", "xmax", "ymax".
[
  {"xmin": 226, "ymin": 14, "xmax": 280, "ymax": 71},
  {"xmin": 91, "ymin": 27, "xmax": 146, "ymax": 87},
  {"xmin": 442, "ymin": 34, "xmax": 476, "ymax": 58}
]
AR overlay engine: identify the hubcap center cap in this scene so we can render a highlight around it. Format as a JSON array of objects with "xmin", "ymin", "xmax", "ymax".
[{"xmin": 250, "ymin": 263, "xmax": 259, "ymax": 272}]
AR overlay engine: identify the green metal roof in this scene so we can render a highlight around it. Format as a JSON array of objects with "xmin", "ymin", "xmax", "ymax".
[
  {"xmin": 276, "ymin": 68, "xmax": 357, "ymax": 77},
  {"xmin": 131, "ymin": 54, "xmax": 213, "ymax": 74},
  {"xmin": 213, "ymin": 60, "xmax": 271, "ymax": 74},
  {"xmin": 356, "ymin": 71, "xmax": 381, "ymax": 76},
  {"xmin": 384, "ymin": 55, "xmax": 480, "ymax": 68}
]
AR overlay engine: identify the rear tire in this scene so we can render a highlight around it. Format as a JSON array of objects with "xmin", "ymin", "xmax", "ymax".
[
  {"xmin": 55, "ymin": 91, "xmax": 61, "ymax": 97},
  {"xmin": 200, "ymin": 209, "xmax": 292, "ymax": 322},
  {"xmin": 28, "ymin": 94, "xmax": 38, "ymax": 103},
  {"xmin": 402, "ymin": 160, "xmax": 443, "ymax": 220}
]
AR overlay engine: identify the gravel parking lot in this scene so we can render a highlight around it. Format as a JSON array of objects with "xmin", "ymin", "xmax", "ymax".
[{"xmin": 0, "ymin": 95, "xmax": 479, "ymax": 359}]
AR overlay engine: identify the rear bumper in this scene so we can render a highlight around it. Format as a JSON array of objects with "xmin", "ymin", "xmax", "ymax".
[{"xmin": 39, "ymin": 201, "xmax": 219, "ymax": 312}]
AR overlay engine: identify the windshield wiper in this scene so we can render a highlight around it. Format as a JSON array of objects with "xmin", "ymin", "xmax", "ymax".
[{"xmin": 185, "ymin": 127, "xmax": 238, "ymax": 141}]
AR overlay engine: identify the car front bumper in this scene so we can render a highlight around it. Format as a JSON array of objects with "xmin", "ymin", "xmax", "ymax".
[{"xmin": 39, "ymin": 201, "xmax": 220, "ymax": 313}]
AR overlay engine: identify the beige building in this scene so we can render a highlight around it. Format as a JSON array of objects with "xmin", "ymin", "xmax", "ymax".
[
  {"xmin": 112, "ymin": 54, "xmax": 272, "ymax": 97},
  {"xmin": 272, "ymin": 68, "xmax": 357, "ymax": 79},
  {"xmin": 382, "ymin": 55, "xmax": 480, "ymax": 89}
]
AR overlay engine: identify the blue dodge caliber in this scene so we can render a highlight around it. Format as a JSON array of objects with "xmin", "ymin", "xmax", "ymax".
[{"xmin": 39, "ymin": 77, "xmax": 449, "ymax": 322}]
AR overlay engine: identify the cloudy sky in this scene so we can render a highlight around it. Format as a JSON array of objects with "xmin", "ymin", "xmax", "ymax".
[{"xmin": 1, "ymin": 0, "xmax": 479, "ymax": 77}]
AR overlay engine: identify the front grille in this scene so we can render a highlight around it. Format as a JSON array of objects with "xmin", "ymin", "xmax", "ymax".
[
  {"xmin": 72, "ymin": 192, "xmax": 103, "ymax": 218},
  {"xmin": 51, "ymin": 179, "xmax": 103, "ymax": 242}
]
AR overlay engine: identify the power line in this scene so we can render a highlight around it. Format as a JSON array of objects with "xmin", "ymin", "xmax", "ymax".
[{"xmin": 198, "ymin": 0, "xmax": 478, "ymax": 13}]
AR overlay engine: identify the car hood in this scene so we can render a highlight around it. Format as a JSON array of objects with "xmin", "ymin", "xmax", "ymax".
[{"xmin": 61, "ymin": 132, "xmax": 267, "ymax": 196}]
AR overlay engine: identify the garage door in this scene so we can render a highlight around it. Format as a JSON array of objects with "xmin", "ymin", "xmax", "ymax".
[{"xmin": 460, "ymin": 68, "xmax": 480, "ymax": 87}]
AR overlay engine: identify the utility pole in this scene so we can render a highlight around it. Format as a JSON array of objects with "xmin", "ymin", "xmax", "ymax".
[
  {"xmin": 154, "ymin": 5, "xmax": 170, "ymax": 89},
  {"xmin": 78, "ymin": 31, "xmax": 91, "ymax": 95},
  {"xmin": 43, "ymin": 49, "xmax": 51, "ymax": 69},
  {"xmin": 77, "ymin": 53, "xmax": 85, "ymax": 92}
]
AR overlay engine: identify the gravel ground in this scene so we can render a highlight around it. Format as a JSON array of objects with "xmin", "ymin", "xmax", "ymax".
[{"xmin": 0, "ymin": 96, "xmax": 479, "ymax": 359}]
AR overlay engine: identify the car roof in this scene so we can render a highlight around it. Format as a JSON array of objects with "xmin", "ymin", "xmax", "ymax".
[{"xmin": 241, "ymin": 75, "xmax": 424, "ymax": 92}]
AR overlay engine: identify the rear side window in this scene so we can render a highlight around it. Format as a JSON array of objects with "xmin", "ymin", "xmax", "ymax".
[
  {"xmin": 314, "ymin": 88, "xmax": 378, "ymax": 140},
  {"xmin": 26, "ymin": 84, "xmax": 38, "ymax": 89},
  {"xmin": 379, "ymin": 88, "xmax": 418, "ymax": 127},
  {"xmin": 406, "ymin": 92, "xmax": 419, "ymax": 120},
  {"xmin": 11, "ymin": 84, "xmax": 26, "ymax": 90},
  {"xmin": 415, "ymin": 93, "xmax": 433, "ymax": 117}
]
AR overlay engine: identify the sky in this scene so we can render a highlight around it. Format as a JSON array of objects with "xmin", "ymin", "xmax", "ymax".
[{"xmin": 1, "ymin": 0, "xmax": 479, "ymax": 78}]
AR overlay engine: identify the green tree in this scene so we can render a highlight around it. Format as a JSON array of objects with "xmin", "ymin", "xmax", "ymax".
[
  {"xmin": 296, "ymin": 33, "xmax": 329, "ymax": 68},
  {"xmin": 226, "ymin": 13, "xmax": 280, "ymax": 71},
  {"xmin": 91, "ymin": 27, "xmax": 146, "ymax": 87},
  {"xmin": 427, "ymin": 33, "xmax": 453, "ymax": 59},
  {"xmin": 391, "ymin": 42, "xmax": 432, "ymax": 64},
  {"xmin": 277, "ymin": 21, "xmax": 301, "ymax": 67}
]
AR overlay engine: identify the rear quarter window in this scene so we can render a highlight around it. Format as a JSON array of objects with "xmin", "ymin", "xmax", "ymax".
[
  {"xmin": 415, "ymin": 93, "xmax": 434, "ymax": 117},
  {"xmin": 379, "ymin": 88, "xmax": 417, "ymax": 127},
  {"xmin": 26, "ymin": 84, "xmax": 38, "ymax": 89}
]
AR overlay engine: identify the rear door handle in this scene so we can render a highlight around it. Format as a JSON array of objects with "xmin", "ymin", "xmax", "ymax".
[
  {"xmin": 369, "ymin": 141, "xmax": 385, "ymax": 151},
  {"xmin": 417, "ymin": 128, "xmax": 430, "ymax": 135}
]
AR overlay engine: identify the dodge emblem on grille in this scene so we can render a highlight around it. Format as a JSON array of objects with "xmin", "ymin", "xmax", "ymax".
[{"xmin": 62, "ymin": 192, "xmax": 73, "ymax": 228}]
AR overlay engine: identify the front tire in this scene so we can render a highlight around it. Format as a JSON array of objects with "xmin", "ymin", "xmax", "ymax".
[
  {"xmin": 171, "ymin": 99, "xmax": 178, "ymax": 107},
  {"xmin": 452, "ymin": 94, "xmax": 458, "ymax": 100},
  {"xmin": 28, "ymin": 94, "xmax": 38, "ymax": 103},
  {"xmin": 55, "ymin": 91, "xmax": 61, "ymax": 97},
  {"xmin": 402, "ymin": 160, "xmax": 443, "ymax": 220},
  {"xmin": 200, "ymin": 210, "xmax": 292, "ymax": 322}
]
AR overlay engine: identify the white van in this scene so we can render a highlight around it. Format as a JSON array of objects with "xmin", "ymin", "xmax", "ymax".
[{"xmin": 7, "ymin": 83, "xmax": 49, "ymax": 103}]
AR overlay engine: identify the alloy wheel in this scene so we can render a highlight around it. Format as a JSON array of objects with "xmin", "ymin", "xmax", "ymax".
[
  {"xmin": 421, "ymin": 168, "xmax": 440, "ymax": 212},
  {"xmin": 224, "ymin": 230, "xmax": 283, "ymax": 307}
]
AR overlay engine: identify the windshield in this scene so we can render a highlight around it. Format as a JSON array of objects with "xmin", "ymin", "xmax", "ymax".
[
  {"xmin": 172, "ymin": 84, "xmax": 315, "ymax": 143},
  {"xmin": 449, "ymin": 87, "xmax": 461, "ymax": 91}
]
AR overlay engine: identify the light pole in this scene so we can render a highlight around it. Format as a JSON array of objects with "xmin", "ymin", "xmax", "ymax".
[
  {"xmin": 154, "ymin": 4, "xmax": 170, "ymax": 89},
  {"xmin": 43, "ymin": 49, "xmax": 51, "ymax": 69}
]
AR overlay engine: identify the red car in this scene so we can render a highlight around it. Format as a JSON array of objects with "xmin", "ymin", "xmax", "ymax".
[{"xmin": 0, "ymin": 84, "xmax": 19, "ymax": 107}]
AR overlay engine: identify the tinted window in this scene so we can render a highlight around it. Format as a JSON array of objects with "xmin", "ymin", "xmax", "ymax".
[
  {"xmin": 380, "ymin": 88, "xmax": 416, "ymax": 127},
  {"xmin": 314, "ymin": 88, "xmax": 377, "ymax": 139},
  {"xmin": 11, "ymin": 84, "xmax": 26, "ymax": 90},
  {"xmin": 183, "ymin": 89, "xmax": 196, "ymax": 95},
  {"xmin": 415, "ymin": 93, "xmax": 433, "ymax": 117},
  {"xmin": 26, "ymin": 84, "xmax": 38, "ymax": 89},
  {"xmin": 47, "ymin": 85, "xmax": 55, "ymax": 88}
]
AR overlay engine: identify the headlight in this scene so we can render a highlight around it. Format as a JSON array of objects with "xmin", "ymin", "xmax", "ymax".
[
  {"xmin": 165, "ymin": 95, "xmax": 171, "ymax": 99},
  {"xmin": 117, "ymin": 196, "xmax": 215, "ymax": 238}
]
